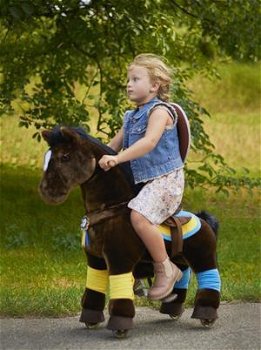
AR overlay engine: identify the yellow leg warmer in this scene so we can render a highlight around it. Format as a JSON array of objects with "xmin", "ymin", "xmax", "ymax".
[
  {"xmin": 109, "ymin": 272, "xmax": 135, "ymax": 300},
  {"xmin": 86, "ymin": 266, "xmax": 109, "ymax": 294}
]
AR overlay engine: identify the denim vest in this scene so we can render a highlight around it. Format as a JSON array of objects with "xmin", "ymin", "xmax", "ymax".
[{"xmin": 123, "ymin": 98, "xmax": 184, "ymax": 184}]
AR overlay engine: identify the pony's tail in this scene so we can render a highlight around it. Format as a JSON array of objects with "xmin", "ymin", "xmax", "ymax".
[{"xmin": 195, "ymin": 211, "xmax": 219, "ymax": 238}]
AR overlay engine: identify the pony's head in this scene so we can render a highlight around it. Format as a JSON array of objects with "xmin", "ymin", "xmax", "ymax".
[{"xmin": 39, "ymin": 126, "xmax": 102, "ymax": 204}]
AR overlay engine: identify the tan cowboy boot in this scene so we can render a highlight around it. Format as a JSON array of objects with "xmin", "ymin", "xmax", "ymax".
[{"xmin": 148, "ymin": 258, "xmax": 183, "ymax": 301}]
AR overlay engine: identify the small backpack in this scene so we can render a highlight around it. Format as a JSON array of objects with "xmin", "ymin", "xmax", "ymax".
[{"xmin": 170, "ymin": 103, "xmax": 191, "ymax": 163}]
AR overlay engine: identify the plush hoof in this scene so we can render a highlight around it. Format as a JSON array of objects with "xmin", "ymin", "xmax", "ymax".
[
  {"xmin": 79, "ymin": 308, "xmax": 105, "ymax": 324},
  {"xmin": 85, "ymin": 322, "xmax": 100, "ymax": 329},
  {"xmin": 200, "ymin": 319, "xmax": 216, "ymax": 328},
  {"xmin": 107, "ymin": 315, "xmax": 134, "ymax": 331},
  {"xmin": 160, "ymin": 302, "xmax": 185, "ymax": 319},
  {"xmin": 191, "ymin": 305, "xmax": 218, "ymax": 320},
  {"xmin": 112, "ymin": 329, "xmax": 129, "ymax": 339}
]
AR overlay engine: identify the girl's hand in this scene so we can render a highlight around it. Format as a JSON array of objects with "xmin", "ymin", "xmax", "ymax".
[{"xmin": 98, "ymin": 155, "xmax": 119, "ymax": 171}]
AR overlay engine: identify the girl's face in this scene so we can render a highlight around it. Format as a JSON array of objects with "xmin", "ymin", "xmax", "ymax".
[{"xmin": 127, "ymin": 65, "xmax": 159, "ymax": 105}]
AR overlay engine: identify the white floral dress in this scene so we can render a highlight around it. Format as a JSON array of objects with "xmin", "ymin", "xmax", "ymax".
[{"xmin": 128, "ymin": 168, "xmax": 184, "ymax": 225}]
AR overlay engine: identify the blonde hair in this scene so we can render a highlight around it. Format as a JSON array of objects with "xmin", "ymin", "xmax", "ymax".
[{"xmin": 128, "ymin": 53, "xmax": 172, "ymax": 101}]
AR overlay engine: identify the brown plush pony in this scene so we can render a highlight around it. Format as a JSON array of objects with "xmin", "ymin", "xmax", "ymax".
[{"xmin": 39, "ymin": 126, "xmax": 221, "ymax": 338}]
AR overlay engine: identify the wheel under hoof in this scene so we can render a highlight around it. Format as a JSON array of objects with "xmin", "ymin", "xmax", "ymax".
[
  {"xmin": 169, "ymin": 313, "xmax": 182, "ymax": 321},
  {"xmin": 107, "ymin": 315, "xmax": 134, "ymax": 331},
  {"xmin": 112, "ymin": 329, "xmax": 129, "ymax": 339},
  {"xmin": 200, "ymin": 319, "xmax": 216, "ymax": 328},
  {"xmin": 85, "ymin": 322, "xmax": 100, "ymax": 329}
]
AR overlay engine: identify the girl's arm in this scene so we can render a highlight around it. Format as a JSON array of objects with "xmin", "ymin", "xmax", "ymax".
[
  {"xmin": 99, "ymin": 108, "xmax": 171, "ymax": 170},
  {"xmin": 107, "ymin": 127, "xmax": 123, "ymax": 152},
  {"xmin": 117, "ymin": 108, "xmax": 170, "ymax": 162}
]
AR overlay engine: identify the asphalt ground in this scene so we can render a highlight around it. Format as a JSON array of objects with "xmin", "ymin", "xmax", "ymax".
[{"xmin": 1, "ymin": 303, "xmax": 260, "ymax": 350}]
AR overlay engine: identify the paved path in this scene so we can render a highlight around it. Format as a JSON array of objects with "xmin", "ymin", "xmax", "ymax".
[{"xmin": 1, "ymin": 303, "xmax": 260, "ymax": 350}]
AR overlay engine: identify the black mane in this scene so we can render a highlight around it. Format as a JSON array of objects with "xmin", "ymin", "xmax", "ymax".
[{"xmin": 48, "ymin": 126, "xmax": 141, "ymax": 193}]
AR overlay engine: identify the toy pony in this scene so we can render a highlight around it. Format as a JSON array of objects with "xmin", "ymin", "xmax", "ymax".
[{"xmin": 39, "ymin": 106, "xmax": 220, "ymax": 338}]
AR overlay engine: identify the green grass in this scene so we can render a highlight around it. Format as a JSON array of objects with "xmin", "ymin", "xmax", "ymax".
[
  {"xmin": 185, "ymin": 188, "xmax": 260, "ymax": 302},
  {"xmin": 0, "ymin": 165, "xmax": 87, "ymax": 316},
  {"xmin": 187, "ymin": 61, "xmax": 260, "ymax": 178},
  {"xmin": 203, "ymin": 112, "xmax": 260, "ymax": 177},
  {"xmin": 0, "ymin": 62, "xmax": 260, "ymax": 316},
  {"xmin": 1, "ymin": 249, "xmax": 85, "ymax": 316},
  {"xmin": 188, "ymin": 62, "xmax": 261, "ymax": 114}
]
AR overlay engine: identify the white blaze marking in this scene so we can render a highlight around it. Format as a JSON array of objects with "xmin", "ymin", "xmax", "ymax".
[{"xmin": 43, "ymin": 150, "xmax": 52, "ymax": 171}]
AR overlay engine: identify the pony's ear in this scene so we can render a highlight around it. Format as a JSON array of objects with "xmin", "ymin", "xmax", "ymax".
[
  {"xmin": 42, "ymin": 130, "xmax": 52, "ymax": 144},
  {"xmin": 60, "ymin": 127, "xmax": 81, "ymax": 144}
]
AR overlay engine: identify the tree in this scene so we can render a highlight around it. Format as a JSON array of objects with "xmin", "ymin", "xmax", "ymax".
[{"xmin": 0, "ymin": 0, "xmax": 260, "ymax": 191}]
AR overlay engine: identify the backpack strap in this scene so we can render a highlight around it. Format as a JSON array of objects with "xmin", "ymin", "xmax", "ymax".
[{"xmin": 170, "ymin": 103, "xmax": 191, "ymax": 163}]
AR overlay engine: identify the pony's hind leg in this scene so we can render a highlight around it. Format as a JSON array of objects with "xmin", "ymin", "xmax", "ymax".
[
  {"xmin": 80, "ymin": 253, "xmax": 108, "ymax": 328},
  {"xmin": 183, "ymin": 220, "xmax": 221, "ymax": 325}
]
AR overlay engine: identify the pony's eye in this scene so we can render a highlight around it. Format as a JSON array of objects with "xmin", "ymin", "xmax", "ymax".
[{"xmin": 61, "ymin": 153, "xmax": 70, "ymax": 162}]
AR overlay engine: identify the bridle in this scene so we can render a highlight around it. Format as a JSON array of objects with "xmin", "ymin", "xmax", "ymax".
[{"xmin": 82, "ymin": 156, "xmax": 130, "ymax": 228}]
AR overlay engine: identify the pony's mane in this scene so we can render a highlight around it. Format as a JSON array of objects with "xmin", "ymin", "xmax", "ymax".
[{"xmin": 48, "ymin": 126, "xmax": 140, "ymax": 192}]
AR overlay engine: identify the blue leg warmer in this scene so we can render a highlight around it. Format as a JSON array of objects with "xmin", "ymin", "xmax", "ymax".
[
  {"xmin": 196, "ymin": 268, "xmax": 221, "ymax": 292},
  {"xmin": 174, "ymin": 267, "xmax": 191, "ymax": 289}
]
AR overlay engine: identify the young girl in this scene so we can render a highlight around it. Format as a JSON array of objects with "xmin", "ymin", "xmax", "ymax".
[{"xmin": 99, "ymin": 53, "xmax": 185, "ymax": 301}]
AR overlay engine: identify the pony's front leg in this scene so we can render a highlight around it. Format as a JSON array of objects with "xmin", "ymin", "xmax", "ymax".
[
  {"xmin": 103, "ymin": 218, "xmax": 144, "ymax": 337},
  {"xmin": 107, "ymin": 270, "xmax": 136, "ymax": 335},
  {"xmin": 104, "ymin": 252, "xmax": 142, "ymax": 335},
  {"xmin": 80, "ymin": 253, "xmax": 109, "ymax": 328}
]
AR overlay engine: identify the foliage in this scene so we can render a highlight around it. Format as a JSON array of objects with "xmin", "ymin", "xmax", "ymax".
[{"xmin": 0, "ymin": 0, "xmax": 260, "ymax": 190}]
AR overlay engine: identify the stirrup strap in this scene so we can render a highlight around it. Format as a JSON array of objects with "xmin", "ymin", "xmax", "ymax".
[
  {"xmin": 170, "ymin": 216, "xmax": 183, "ymax": 257},
  {"xmin": 163, "ymin": 216, "xmax": 184, "ymax": 257}
]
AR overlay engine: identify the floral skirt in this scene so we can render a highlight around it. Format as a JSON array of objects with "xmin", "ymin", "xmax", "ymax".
[{"xmin": 128, "ymin": 168, "xmax": 184, "ymax": 225}]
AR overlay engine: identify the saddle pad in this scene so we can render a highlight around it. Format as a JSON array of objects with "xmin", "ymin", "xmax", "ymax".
[{"xmin": 158, "ymin": 210, "xmax": 201, "ymax": 241}]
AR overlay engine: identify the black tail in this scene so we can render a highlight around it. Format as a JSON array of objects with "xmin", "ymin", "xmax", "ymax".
[{"xmin": 195, "ymin": 210, "xmax": 219, "ymax": 238}]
